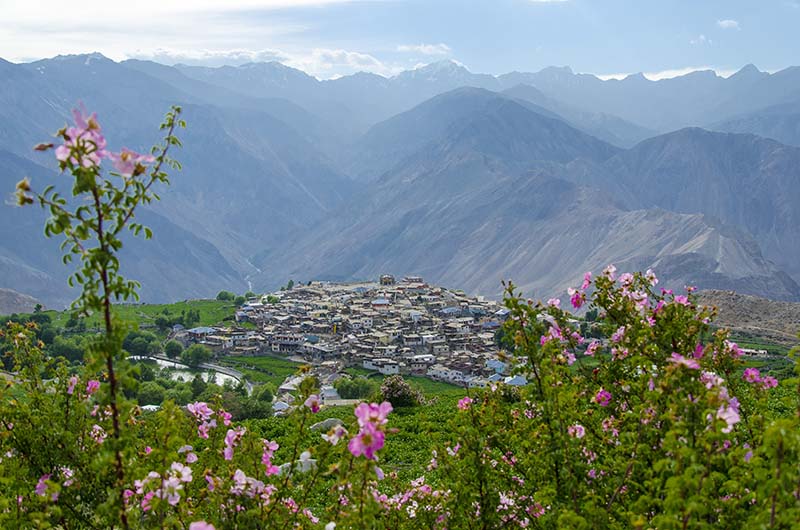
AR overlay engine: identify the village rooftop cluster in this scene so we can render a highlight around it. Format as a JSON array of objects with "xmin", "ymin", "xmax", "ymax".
[{"xmin": 173, "ymin": 275, "xmax": 525, "ymax": 391}]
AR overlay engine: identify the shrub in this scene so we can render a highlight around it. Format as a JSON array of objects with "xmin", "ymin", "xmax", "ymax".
[{"xmin": 380, "ymin": 374, "xmax": 423, "ymax": 407}]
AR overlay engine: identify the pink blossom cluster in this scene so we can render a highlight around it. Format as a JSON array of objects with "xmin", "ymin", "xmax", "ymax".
[
  {"xmin": 594, "ymin": 388, "xmax": 612, "ymax": 407},
  {"xmin": 54, "ymin": 107, "xmax": 154, "ymax": 176},
  {"xmin": 348, "ymin": 402, "xmax": 392, "ymax": 460},
  {"xmin": 566, "ymin": 271, "xmax": 592, "ymax": 309},
  {"xmin": 134, "ymin": 462, "xmax": 194, "ymax": 511},
  {"xmin": 223, "ymin": 427, "xmax": 246, "ymax": 461},
  {"xmin": 261, "ymin": 439, "xmax": 280, "ymax": 476},
  {"xmin": 742, "ymin": 368, "xmax": 778, "ymax": 390},
  {"xmin": 187, "ymin": 402, "xmax": 218, "ymax": 439}
]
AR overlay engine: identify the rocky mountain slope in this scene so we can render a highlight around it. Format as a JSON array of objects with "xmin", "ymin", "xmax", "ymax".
[
  {"xmin": 0, "ymin": 288, "xmax": 41, "ymax": 315},
  {"xmin": 254, "ymin": 89, "xmax": 799, "ymax": 300},
  {"xmin": 698, "ymin": 290, "xmax": 800, "ymax": 346}
]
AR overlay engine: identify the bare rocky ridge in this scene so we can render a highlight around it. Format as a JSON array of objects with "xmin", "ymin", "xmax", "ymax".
[
  {"xmin": 697, "ymin": 290, "xmax": 800, "ymax": 347},
  {"xmin": 0, "ymin": 288, "xmax": 40, "ymax": 315}
]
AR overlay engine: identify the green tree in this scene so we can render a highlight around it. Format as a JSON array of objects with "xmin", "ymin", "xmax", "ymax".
[
  {"xmin": 244, "ymin": 291, "xmax": 256, "ymax": 299},
  {"xmin": 335, "ymin": 376, "xmax": 378, "ymax": 399},
  {"xmin": 190, "ymin": 373, "xmax": 207, "ymax": 398},
  {"xmin": 164, "ymin": 340, "xmax": 183, "ymax": 359},
  {"xmin": 137, "ymin": 362, "xmax": 156, "ymax": 382},
  {"xmin": 137, "ymin": 381, "xmax": 165, "ymax": 406},
  {"xmin": 181, "ymin": 344, "xmax": 212, "ymax": 366},
  {"xmin": 216, "ymin": 291, "xmax": 235, "ymax": 301},
  {"xmin": 128, "ymin": 337, "xmax": 151, "ymax": 357},
  {"xmin": 254, "ymin": 384, "xmax": 274, "ymax": 403},
  {"xmin": 48, "ymin": 335, "xmax": 83, "ymax": 363},
  {"xmin": 234, "ymin": 295, "xmax": 246, "ymax": 306}
]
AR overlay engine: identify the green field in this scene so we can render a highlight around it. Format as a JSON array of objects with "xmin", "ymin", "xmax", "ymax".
[
  {"xmin": 344, "ymin": 367, "xmax": 466, "ymax": 398},
  {"xmin": 37, "ymin": 299, "xmax": 236, "ymax": 330},
  {"xmin": 222, "ymin": 355, "xmax": 305, "ymax": 388}
]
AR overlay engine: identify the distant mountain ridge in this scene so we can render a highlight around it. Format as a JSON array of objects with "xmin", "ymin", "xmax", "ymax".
[
  {"xmin": 253, "ymin": 88, "xmax": 800, "ymax": 301},
  {"xmin": 2, "ymin": 53, "xmax": 800, "ymax": 305},
  {"xmin": 0, "ymin": 288, "xmax": 40, "ymax": 315}
]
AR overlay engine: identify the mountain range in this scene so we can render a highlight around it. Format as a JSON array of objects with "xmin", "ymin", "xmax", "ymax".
[{"xmin": 1, "ymin": 54, "xmax": 800, "ymax": 307}]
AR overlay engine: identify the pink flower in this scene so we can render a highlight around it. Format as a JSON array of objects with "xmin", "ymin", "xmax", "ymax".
[
  {"xmin": 144, "ymin": 446, "xmax": 152, "ymax": 455},
  {"xmin": 322, "ymin": 425, "xmax": 348, "ymax": 446},
  {"xmin": 66, "ymin": 375, "xmax": 78, "ymax": 395},
  {"xmin": 189, "ymin": 522, "xmax": 215, "ymax": 530},
  {"xmin": 60, "ymin": 467, "xmax": 74, "ymax": 487},
  {"xmin": 457, "ymin": 396, "xmax": 473, "ymax": 411},
  {"xmin": 611, "ymin": 326, "xmax": 626, "ymax": 344},
  {"xmin": 35, "ymin": 474, "xmax": 50, "ymax": 496},
  {"xmin": 141, "ymin": 491, "xmax": 155, "ymax": 512},
  {"xmin": 224, "ymin": 427, "xmax": 246, "ymax": 461},
  {"xmin": 602, "ymin": 264, "xmax": 617, "ymax": 281},
  {"xmin": 673, "ymin": 295, "xmax": 690, "ymax": 306},
  {"xmin": 348, "ymin": 422, "xmax": 385, "ymax": 460},
  {"xmin": 594, "ymin": 389, "xmax": 612, "ymax": 407},
  {"xmin": 187, "ymin": 402, "xmax": 214, "ymax": 421},
  {"xmin": 261, "ymin": 439, "xmax": 280, "ymax": 475},
  {"xmin": 567, "ymin": 288, "xmax": 585, "ymax": 309},
  {"xmin": 567, "ymin": 424, "xmax": 585, "ymax": 439},
  {"xmin": 354, "ymin": 402, "xmax": 393, "ymax": 428},
  {"xmin": 668, "ymin": 352, "xmax": 700, "ymax": 370},
  {"xmin": 585, "ymin": 340, "xmax": 600, "ymax": 356},
  {"xmin": 693, "ymin": 343, "xmax": 705, "ymax": 359},
  {"xmin": 171, "ymin": 462, "xmax": 193, "ymax": 483},
  {"xmin": 108, "ymin": 148, "xmax": 155, "ymax": 177},
  {"xmin": 304, "ymin": 394, "xmax": 321, "ymax": 413},
  {"xmin": 90, "ymin": 424, "xmax": 107, "ymax": 444},
  {"xmin": 760, "ymin": 376, "xmax": 778, "ymax": 389},
  {"xmin": 55, "ymin": 106, "xmax": 108, "ymax": 168},
  {"xmin": 581, "ymin": 272, "xmax": 592, "ymax": 290},
  {"xmin": 700, "ymin": 371, "xmax": 724, "ymax": 389},
  {"xmin": 716, "ymin": 399, "xmax": 740, "ymax": 434},
  {"xmin": 546, "ymin": 298, "xmax": 561, "ymax": 308},
  {"xmin": 742, "ymin": 368, "xmax": 761, "ymax": 383},
  {"xmin": 86, "ymin": 380, "xmax": 100, "ymax": 395},
  {"xmin": 540, "ymin": 324, "xmax": 562, "ymax": 345},
  {"xmin": 219, "ymin": 410, "xmax": 232, "ymax": 426},
  {"xmin": 618, "ymin": 272, "xmax": 634, "ymax": 287},
  {"xmin": 645, "ymin": 269, "xmax": 658, "ymax": 286}
]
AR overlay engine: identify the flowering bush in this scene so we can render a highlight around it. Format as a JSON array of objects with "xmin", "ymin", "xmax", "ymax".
[{"xmin": 1, "ymin": 108, "xmax": 798, "ymax": 528}]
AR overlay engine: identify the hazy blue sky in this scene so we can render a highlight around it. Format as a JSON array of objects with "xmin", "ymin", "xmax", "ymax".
[{"xmin": 1, "ymin": 0, "xmax": 798, "ymax": 79}]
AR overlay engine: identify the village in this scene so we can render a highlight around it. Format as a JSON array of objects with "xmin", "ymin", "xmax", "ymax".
[{"xmin": 170, "ymin": 275, "xmax": 525, "ymax": 398}]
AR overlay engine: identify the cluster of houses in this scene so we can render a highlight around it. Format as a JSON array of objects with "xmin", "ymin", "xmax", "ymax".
[{"xmin": 172, "ymin": 275, "xmax": 524, "ymax": 389}]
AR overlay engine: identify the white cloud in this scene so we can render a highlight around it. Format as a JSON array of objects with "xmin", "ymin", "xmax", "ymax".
[
  {"xmin": 286, "ymin": 48, "xmax": 401, "ymax": 78},
  {"xmin": 128, "ymin": 46, "xmax": 401, "ymax": 78},
  {"xmin": 717, "ymin": 19, "xmax": 740, "ymax": 30},
  {"xmin": 0, "ymin": 0, "xmax": 360, "ymax": 63},
  {"xmin": 396, "ymin": 43, "xmax": 452, "ymax": 56},
  {"xmin": 129, "ymin": 48, "xmax": 291, "ymax": 67},
  {"xmin": 690, "ymin": 34, "xmax": 712, "ymax": 46}
]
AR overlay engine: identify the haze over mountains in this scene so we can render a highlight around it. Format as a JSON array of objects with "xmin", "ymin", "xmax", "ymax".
[{"xmin": 2, "ymin": 53, "xmax": 800, "ymax": 307}]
